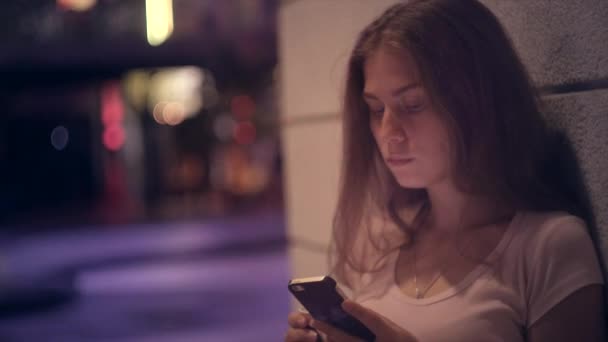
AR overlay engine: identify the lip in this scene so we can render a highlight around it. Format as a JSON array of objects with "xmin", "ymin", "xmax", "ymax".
[{"xmin": 386, "ymin": 157, "xmax": 414, "ymax": 167}]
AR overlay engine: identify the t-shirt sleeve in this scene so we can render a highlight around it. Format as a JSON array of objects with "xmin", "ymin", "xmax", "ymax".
[{"xmin": 526, "ymin": 215, "xmax": 604, "ymax": 327}]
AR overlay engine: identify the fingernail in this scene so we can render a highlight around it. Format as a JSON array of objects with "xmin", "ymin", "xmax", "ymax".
[{"xmin": 310, "ymin": 320, "xmax": 316, "ymax": 328}]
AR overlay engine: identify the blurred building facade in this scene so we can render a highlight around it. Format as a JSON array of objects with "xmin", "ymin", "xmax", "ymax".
[{"xmin": 0, "ymin": 0, "xmax": 282, "ymax": 227}]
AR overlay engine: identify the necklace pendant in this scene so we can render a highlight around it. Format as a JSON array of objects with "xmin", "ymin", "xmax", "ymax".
[{"xmin": 415, "ymin": 288, "xmax": 421, "ymax": 299}]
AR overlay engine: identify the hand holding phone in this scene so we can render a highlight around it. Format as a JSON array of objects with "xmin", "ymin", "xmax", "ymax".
[{"xmin": 288, "ymin": 276, "xmax": 375, "ymax": 342}]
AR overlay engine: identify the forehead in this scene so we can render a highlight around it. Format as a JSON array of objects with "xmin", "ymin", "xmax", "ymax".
[{"xmin": 363, "ymin": 47, "xmax": 421, "ymax": 94}]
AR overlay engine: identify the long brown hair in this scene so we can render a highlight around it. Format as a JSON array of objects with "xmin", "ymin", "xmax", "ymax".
[{"xmin": 331, "ymin": 0, "xmax": 564, "ymax": 290}]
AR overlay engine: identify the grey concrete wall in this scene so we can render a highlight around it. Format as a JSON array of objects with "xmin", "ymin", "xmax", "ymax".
[
  {"xmin": 480, "ymin": 0, "xmax": 608, "ymax": 88},
  {"xmin": 481, "ymin": 0, "xmax": 608, "ymax": 272},
  {"xmin": 543, "ymin": 90, "xmax": 608, "ymax": 241}
]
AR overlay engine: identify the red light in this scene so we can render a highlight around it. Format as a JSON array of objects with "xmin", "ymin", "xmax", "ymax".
[
  {"xmin": 233, "ymin": 121, "xmax": 256, "ymax": 145},
  {"xmin": 101, "ymin": 82, "xmax": 124, "ymax": 126},
  {"xmin": 100, "ymin": 82, "xmax": 126, "ymax": 151},
  {"xmin": 103, "ymin": 124, "xmax": 126, "ymax": 151},
  {"xmin": 230, "ymin": 95, "xmax": 256, "ymax": 121}
]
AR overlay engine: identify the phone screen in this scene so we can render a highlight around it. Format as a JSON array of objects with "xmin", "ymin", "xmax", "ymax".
[{"xmin": 288, "ymin": 276, "xmax": 375, "ymax": 342}]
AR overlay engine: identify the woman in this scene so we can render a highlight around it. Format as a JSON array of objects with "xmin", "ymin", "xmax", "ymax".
[{"xmin": 285, "ymin": 0, "xmax": 605, "ymax": 341}]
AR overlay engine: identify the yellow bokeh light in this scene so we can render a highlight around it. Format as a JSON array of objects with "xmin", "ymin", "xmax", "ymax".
[
  {"xmin": 123, "ymin": 70, "xmax": 150, "ymax": 112},
  {"xmin": 147, "ymin": 67, "xmax": 205, "ymax": 122},
  {"xmin": 146, "ymin": 0, "xmax": 174, "ymax": 46},
  {"xmin": 153, "ymin": 101, "xmax": 168, "ymax": 124},
  {"xmin": 163, "ymin": 102, "xmax": 186, "ymax": 126},
  {"xmin": 57, "ymin": 0, "xmax": 97, "ymax": 12}
]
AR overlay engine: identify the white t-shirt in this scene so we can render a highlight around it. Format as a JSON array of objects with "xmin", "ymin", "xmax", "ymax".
[{"xmin": 353, "ymin": 211, "xmax": 604, "ymax": 341}]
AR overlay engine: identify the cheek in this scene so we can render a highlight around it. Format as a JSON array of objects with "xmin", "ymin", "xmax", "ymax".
[
  {"xmin": 418, "ymin": 124, "xmax": 452, "ymax": 169},
  {"xmin": 431, "ymin": 131, "xmax": 454, "ymax": 176},
  {"xmin": 369, "ymin": 122, "xmax": 382, "ymax": 147},
  {"xmin": 437, "ymin": 141, "xmax": 452, "ymax": 172},
  {"xmin": 437, "ymin": 138, "xmax": 451, "ymax": 158}
]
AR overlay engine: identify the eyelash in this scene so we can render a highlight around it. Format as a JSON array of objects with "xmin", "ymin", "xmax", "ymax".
[
  {"xmin": 370, "ymin": 107, "xmax": 384, "ymax": 117},
  {"xmin": 402, "ymin": 103, "xmax": 424, "ymax": 113},
  {"xmin": 369, "ymin": 104, "xmax": 424, "ymax": 118}
]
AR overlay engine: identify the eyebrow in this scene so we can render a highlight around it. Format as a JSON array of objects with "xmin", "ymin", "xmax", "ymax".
[{"xmin": 363, "ymin": 83, "xmax": 422, "ymax": 101}]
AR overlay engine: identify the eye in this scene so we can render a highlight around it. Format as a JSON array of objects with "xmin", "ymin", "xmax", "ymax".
[
  {"xmin": 398, "ymin": 98, "xmax": 426, "ymax": 115},
  {"xmin": 369, "ymin": 106, "xmax": 385, "ymax": 117},
  {"xmin": 365, "ymin": 102, "xmax": 385, "ymax": 118},
  {"xmin": 404, "ymin": 103, "xmax": 424, "ymax": 113}
]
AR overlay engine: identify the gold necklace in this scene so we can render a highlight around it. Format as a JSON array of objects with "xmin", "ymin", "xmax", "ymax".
[
  {"xmin": 413, "ymin": 246, "xmax": 444, "ymax": 299},
  {"xmin": 406, "ymin": 213, "xmax": 514, "ymax": 299},
  {"xmin": 411, "ymin": 234, "xmax": 475, "ymax": 299}
]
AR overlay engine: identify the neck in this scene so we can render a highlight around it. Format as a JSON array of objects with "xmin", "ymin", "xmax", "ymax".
[{"xmin": 424, "ymin": 180, "xmax": 512, "ymax": 235}]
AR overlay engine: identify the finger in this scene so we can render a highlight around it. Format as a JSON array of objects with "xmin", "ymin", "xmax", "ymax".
[
  {"xmin": 285, "ymin": 327, "xmax": 320, "ymax": 342},
  {"xmin": 311, "ymin": 319, "xmax": 362, "ymax": 342},
  {"xmin": 341, "ymin": 300, "xmax": 386, "ymax": 332},
  {"xmin": 288, "ymin": 312, "xmax": 313, "ymax": 328}
]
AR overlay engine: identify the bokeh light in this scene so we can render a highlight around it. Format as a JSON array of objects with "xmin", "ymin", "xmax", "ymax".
[
  {"xmin": 148, "ymin": 66, "xmax": 205, "ymax": 126},
  {"xmin": 103, "ymin": 124, "xmax": 126, "ymax": 151},
  {"xmin": 233, "ymin": 121, "xmax": 256, "ymax": 145},
  {"xmin": 123, "ymin": 70, "xmax": 150, "ymax": 113},
  {"xmin": 146, "ymin": 0, "xmax": 174, "ymax": 46},
  {"xmin": 57, "ymin": 0, "xmax": 97, "ymax": 12},
  {"xmin": 162, "ymin": 102, "xmax": 186, "ymax": 126},
  {"xmin": 153, "ymin": 101, "xmax": 168, "ymax": 125},
  {"xmin": 50, "ymin": 126, "xmax": 69, "ymax": 151},
  {"xmin": 102, "ymin": 83, "xmax": 124, "ymax": 126},
  {"xmin": 230, "ymin": 95, "xmax": 256, "ymax": 121},
  {"xmin": 101, "ymin": 82, "xmax": 126, "ymax": 152}
]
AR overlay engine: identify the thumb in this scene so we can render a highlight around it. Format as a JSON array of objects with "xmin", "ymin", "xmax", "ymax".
[{"xmin": 342, "ymin": 300, "xmax": 388, "ymax": 332}]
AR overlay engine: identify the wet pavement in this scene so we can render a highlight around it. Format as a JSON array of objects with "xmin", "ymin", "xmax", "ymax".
[{"xmin": 0, "ymin": 211, "xmax": 291, "ymax": 341}]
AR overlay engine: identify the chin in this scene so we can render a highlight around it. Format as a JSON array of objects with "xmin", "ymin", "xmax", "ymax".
[{"xmin": 394, "ymin": 177, "xmax": 429, "ymax": 189}]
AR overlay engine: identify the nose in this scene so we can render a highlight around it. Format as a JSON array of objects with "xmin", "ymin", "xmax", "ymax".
[{"xmin": 380, "ymin": 110, "xmax": 407, "ymax": 146}]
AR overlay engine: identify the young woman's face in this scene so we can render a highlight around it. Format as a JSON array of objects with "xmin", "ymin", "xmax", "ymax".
[{"xmin": 364, "ymin": 47, "xmax": 453, "ymax": 189}]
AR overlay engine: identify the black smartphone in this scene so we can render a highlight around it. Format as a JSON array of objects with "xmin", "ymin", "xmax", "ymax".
[{"xmin": 288, "ymin": 276, "xmax": 375, "ymax": 342}]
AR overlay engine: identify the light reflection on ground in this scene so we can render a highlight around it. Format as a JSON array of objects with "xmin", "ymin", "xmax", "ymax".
[{"xmin": 0, "ymin": 211, "xmax": 290, "ymax": 341}]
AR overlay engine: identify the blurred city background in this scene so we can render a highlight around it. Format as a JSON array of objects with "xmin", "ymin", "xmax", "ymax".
[{"xmin": 0, "ymin": 0, "xmax": 289, "ymax": 341}]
